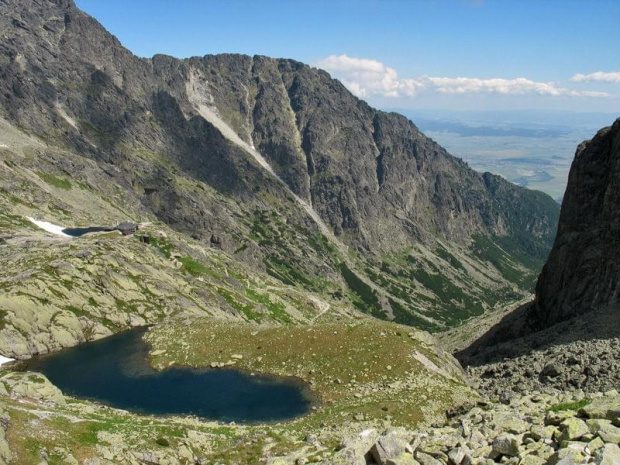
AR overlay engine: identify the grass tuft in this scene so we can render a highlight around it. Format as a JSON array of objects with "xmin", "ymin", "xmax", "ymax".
[
  {"xmin": 37, "ymin": 172, "xmax": 72, "ymax": 190},
  {"xmin": 548, "ymin": 398, "xmax": 592, "ymax": 412},
  {"xmin": 155, "ymin": 436, "xmax": 170, "ymax": 447}
]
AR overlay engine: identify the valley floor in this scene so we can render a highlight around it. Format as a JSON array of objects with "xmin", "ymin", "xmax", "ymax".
[
  {"xmin": 0, "ymin": 318, "xmax": 473, "ymax": 464},
  {"xmin": 1, "ymin": 306, "xmax": 619, "ymax": 464}
]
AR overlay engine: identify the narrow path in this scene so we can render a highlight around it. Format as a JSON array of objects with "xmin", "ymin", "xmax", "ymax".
[{"xmin": 309, "ymin": 297, "xmax": 331, "ymax": 324}]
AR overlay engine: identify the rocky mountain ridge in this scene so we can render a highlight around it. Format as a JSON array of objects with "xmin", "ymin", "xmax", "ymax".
[{"xmin": 0, "ymin": 0, "xmax": 560, "ymax": 333}]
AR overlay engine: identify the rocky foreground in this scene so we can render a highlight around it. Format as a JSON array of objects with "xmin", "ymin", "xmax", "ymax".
[
  {"xmin": 1, "ymin": 359, "xmax": 619, "ymax": 464},
  {"xmin": 1, "ymin": 309, "xmax": 619, "ymax": 465},
  {"xmin": 327, "ymin": 390, "xmax": 620, "ymax": 465}
]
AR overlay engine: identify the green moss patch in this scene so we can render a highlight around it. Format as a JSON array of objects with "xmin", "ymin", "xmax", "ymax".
[
  {"xmin": 37, "ymin": 172, "xmax": 72, "ymax": 190},
  {"xmin": 549, "ymin": 398, "xmax": 592, "ymax": 412},
  {"xmin": 178, "ymin": 256, "xmax": 210, "ymax": 276},
  {"xmin": 340, "ymin": 263, "xmax": 382, "ymax": 317}
]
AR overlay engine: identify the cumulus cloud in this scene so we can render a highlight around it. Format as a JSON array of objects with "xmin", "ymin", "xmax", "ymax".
[
  {"xmin": 426, "ymin": 76, "xmax": 607, "ymax": 97},
  {"xmin": 313, "ymin": 55, "xmax": 410, "ymax": 97},
  {"xmin": 571, "ymin": 72, "xmax": 620, "ymax": 83},
  {"xmin": 313, "ymin": 54, "xmax": 609, "ymax": 99}
]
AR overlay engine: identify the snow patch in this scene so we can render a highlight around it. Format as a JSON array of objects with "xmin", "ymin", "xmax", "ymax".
[
  {"xmin": 0, "ymin": 356, "xmax": 14, "ymax": 367},
  {"xmin": 27, "ymin": 217, "xmax": 71, "ymax": 237}
]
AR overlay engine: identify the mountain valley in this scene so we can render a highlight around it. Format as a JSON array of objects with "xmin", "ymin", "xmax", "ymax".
[{"xmin": 0, "ymin": 1, "xmax": 618, "ymax": 464}]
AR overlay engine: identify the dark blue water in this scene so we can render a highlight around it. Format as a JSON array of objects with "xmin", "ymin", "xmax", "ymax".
[
  {"xmin": 25, "ymin": 328, "xmax": 315, "ymax": 423},
  {"xmin": 62, "ymin": 227, "xmax": 112, "ymax": 237}
]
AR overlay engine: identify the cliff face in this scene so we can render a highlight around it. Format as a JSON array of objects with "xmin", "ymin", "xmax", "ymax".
[
  {"xmin": 533, "ymin": 118, "xmax": 620, "ymax": 325},
  {"xmin": 187, "ymin": 56, "xmax": 559, "ymax": 255},
  {"xmin": 0, "ymin": 0, "xmax": 560, "ymax": 330}
]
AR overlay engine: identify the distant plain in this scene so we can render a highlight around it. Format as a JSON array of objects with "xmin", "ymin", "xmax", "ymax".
[{"xmin": 397, "ymin": 110, "xmax": 618, "ymax": 203}]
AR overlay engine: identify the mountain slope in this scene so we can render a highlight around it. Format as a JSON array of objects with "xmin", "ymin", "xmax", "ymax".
[{"xmin": 0, "ymin": 0, "xmax": 559, "ymax": 333}]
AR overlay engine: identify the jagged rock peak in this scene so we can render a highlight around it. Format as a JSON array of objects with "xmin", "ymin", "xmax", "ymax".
[{"xmin": 48, "ymin": 0, "xmax": 75, "ymax": 8}]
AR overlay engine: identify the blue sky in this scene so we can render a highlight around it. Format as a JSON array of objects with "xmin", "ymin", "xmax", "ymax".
[{"xmin": 75, "ymin": 0, "xmax": 620, "ymax": 113}]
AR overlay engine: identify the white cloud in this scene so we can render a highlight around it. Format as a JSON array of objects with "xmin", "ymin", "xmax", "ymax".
[
  {"xmin": 313, "ymin": 54, "xmax": 609, "ymax": 99},
  {"xmin": 426, "ymin": 76, "xmax": 607, "ymax": 97},
  {"xmin": 571, "ymin": 72, "xmax": 620, "ymax": 83},
  {"xmin": 313, "ymin": 55, "xmax": 408, "ymax": 97}
]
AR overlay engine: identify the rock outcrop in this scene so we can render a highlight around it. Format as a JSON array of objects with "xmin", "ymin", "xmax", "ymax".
[
  {"xmin": 457, "ymin": 119, "xmax": 620, "ymax": 370},
  {"xmin": 0, "ymin": 372, "xmax": 65, "ymax": 406},
  {"xmin": 533, "ymin": 118, "xmax": 620, "ymax": 326}
]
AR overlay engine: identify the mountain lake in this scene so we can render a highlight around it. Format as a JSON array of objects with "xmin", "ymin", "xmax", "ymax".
[{"xmin": 24, "ymin": 327, "xmax": 316, "ymax": 423}]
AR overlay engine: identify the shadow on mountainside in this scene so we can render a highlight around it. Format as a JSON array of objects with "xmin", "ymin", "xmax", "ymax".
[{"xmin": 455, "ymin": 304, "xmax": 620, "ymax": 367}]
